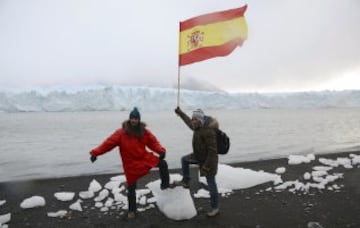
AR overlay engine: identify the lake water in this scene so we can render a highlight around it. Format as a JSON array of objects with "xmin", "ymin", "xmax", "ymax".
[{"xmin": 1, "ymin": 108, "xmax": 360, "ymax": 182}]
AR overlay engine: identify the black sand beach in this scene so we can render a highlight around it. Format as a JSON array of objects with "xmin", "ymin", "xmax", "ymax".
[{"xmin": 1, "ymin": 151, "xmax": 359, "ymax": 228}]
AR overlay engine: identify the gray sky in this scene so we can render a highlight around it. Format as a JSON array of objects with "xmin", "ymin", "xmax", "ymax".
[{"xmin": 0, "ymin": 0, "xmax": 360, "ymax": 92}]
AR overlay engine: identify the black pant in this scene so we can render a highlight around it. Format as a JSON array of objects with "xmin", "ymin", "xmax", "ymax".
[{"xmin": 127, "ymin": 159, "xmax": 170, "ymax": 212}]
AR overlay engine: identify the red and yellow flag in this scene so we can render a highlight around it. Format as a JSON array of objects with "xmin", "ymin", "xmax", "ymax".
[{"xmin": 179, "ymin": 5, "xmax": 248, "ymax": 66}]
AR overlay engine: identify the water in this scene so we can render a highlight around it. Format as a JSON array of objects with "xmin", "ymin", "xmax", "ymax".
[{"xmin": 1, "ymin": 108, "xmax": 360, "ymax": 182}]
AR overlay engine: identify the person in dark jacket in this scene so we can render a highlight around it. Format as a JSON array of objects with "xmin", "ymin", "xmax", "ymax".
[
  {"xmin": 174, "ymin": 107, "xmax": 220, "ymax": 217},
  {"xmin": 89, "ymin": 107, "xmax": 170, "ymax": 219}
]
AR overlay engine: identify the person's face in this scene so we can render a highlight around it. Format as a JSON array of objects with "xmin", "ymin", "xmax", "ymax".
[
  {"xmin": 130, "ymin": 117, "xmax": 140, "ymax": 126},
  {"xmin": 191, "ymin": 117, "xmax": 202, "ymax": 129}
]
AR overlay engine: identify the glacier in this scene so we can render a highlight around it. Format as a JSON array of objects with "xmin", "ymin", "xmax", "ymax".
[{"xmin": 0, "ymin": 85, "xmax": 360, "ymax": 112}]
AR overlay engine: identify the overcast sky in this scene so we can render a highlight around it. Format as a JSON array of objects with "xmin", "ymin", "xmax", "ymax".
[{"xmin": 0, "ymin": 0, "xmax": 359, "ymax": 92}]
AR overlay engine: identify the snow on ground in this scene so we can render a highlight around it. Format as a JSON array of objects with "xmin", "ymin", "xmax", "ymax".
[{"xmin": 1, "ymin": 153, "xmax": 359, "ymax": 225}]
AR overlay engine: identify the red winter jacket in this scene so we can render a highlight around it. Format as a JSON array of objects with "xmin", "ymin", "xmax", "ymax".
[{"xmin": 90, "ymin": 121, "xmax": 165, "ymax": 185}]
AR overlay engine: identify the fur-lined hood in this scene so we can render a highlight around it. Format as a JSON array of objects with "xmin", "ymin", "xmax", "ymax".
[
  {"xmin": 204, "ymin": 116, "xmax": 219, "ymax": 129},
  {"xmin": 122, "ymin": 120, "xmax": 147, "ymax": 138}
]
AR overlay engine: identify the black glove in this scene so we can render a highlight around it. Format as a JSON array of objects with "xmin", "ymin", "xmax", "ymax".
[
  {"xmin": 175, "ymin": 106, "xmax": 181, "ymax": 115},
  {"xmin": 90, "ymin": 155, "xmax": 97, "ymax": 163},
  {"xmin": 159, "ymin": 153, "xmax": 166, "ymax": 160}
]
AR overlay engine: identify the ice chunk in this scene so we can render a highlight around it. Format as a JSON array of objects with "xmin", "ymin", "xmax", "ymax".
[
  {"xmin": 200, "ymin": 164, "xmax": 282, "ymax": 189},
  {"xmin": 0, "ymin": 213, "xmax": 11, "ymax": 225},
  {"xmin": 94, "ymin": 189, "xmax": 109, "ymax": 202},
  {"xmin": 89, "ymin": 179, "xmax": 102, "ymax": 192},
  {"xmin": 104, "ymin": 197, "xmax": 114, "ymax": 207},
  {"xmin": 69, "ymin": 200, "xmax": 82, "ymax": 212},
  {"xmin": 79, "ymin": 190, "xmax": 95, "ymax": 199},
  {"xmin": 20, "ymin": 196, "xmax": 46, "ymax": 209},
  {"xmin": 288, "ymin": 154, "xmax": 315, "ymax": 165},
  {"xmin": 113, "ymin": 192, "xmax": 127, "ymax": 203},
  {"xmin": 147, "ymin": 174, "xmax": 197, "ymax": 220},
  {"xmin": 95, "ymin": 202, "xmax": 103, "ymax": 208},
  {"xmin": 350, "ymin": 154, "xmax": 360, "ymax": 165},
  {"xmin": 0, "ymin": 200, "xmax": 6, "ymax": 207},
  {"xmin": 47, "ymin": 210, "xmax": 67, "ymax": 218},
  {"xmin": 138, "ymin": 196, "xmax": 147, "ymax": 205},
  {"xmin": 312, "ymin": 166, "xmax": 333, "ymax": 171},
  {"xmin": 110, "ymin": 175, "xmax": 126, "ymax": 183},
  {"xmin": 336, "ymin": 157, "xmax": 352, "ymax": 168},
  {"xmin": 318, "ymin": 158, "xmax": 339, "ymax": 167},
  {"xmin": 303, "ymin": 172, "xmax": 311, "ymax": 180},
  {"xmin": 54, "ymin": 192, "xmax": 75, "ymax": 201},
  {"xmin": 311, "ymin": 170, "xmax": 327, "ymax": 177},
  {"xmin": 104, "ymin": 181, "xmax": 121, "ymax": 190},
  {"xmin": 275, "ymin": 167, "xmax": 286, "ymax": 174},
  {"xmin": 194, "ymin": 189, "xmax": 210, "ymax": 198},
  {"xmin": 136, "ymin": 189, "xmax": 151, "ymax": 196}
]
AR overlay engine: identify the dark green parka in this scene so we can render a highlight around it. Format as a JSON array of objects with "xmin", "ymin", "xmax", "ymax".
[{"xmin": 177, "ymin": 109, "xmax": 219, "ymax": 176}]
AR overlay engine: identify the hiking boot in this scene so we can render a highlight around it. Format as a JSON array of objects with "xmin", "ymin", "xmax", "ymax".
[
  {"xmin": 171, "ymin": 180, "xmax": 190, "ymax": 189},
  {"xmin": 127, "ymin": 211, "xmax": 136, "ymax": 219},
  {"xmin": 160, "ymin": 183, "xmax": 170, "ymax": 190},
  {"xmin": 206, "ymin": 208, "xmax": 219, "ymax": 217}
]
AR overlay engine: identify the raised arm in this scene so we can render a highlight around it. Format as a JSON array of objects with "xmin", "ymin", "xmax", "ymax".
[{"xmin": 175, "ymin": 107, "xmax": 194, "ymax": 131}]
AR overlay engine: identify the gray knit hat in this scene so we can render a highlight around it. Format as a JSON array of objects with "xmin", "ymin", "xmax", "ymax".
[{"xmin": 192, "ymin": 109, "xmax": 205, "ymax": 125}]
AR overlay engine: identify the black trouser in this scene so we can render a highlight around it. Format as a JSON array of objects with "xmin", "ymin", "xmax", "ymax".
[
  {"xmin": 158, "ymin": 159, "xmax": 170, "ymax": 189},
  {"xmin": 127, "ymin": 183, "xmax": 137, "ymax": 213},
  {"xmin": 127, "ymin": 159, "xmax": 170, "ymax": 212}
]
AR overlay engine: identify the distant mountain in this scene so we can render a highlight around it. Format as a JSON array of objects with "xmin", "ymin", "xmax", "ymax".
[{"xmin": 0, "ymin": 86, "xmax": 359, "ymax": 112}]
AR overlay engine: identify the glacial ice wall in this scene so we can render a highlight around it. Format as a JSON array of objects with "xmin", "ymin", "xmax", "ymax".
[{"xmin": 0, "ymin": 85, "xmax": 360, "ymax": 112}]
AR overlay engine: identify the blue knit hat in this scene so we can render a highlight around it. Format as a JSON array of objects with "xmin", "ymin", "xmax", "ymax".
[{"xmin": 129, "ymin": 107, "xmax": 141, "ymax": 120}]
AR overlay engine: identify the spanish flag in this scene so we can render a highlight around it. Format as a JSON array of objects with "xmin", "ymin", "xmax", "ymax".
[{"xmin": 179, "ymin": 5, "xmax": 248, "ymax": 66}]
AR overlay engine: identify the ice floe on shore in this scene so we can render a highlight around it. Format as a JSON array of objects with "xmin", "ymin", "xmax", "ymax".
[
  {"xmin": 268, "ymin": 153, "xmax": 360, "ymax": 194},
  {"xmin": 1, "ymin": 153, "xmax": 359, "ymax": 225}
]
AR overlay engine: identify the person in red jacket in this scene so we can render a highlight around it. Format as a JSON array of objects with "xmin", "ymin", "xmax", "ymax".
[{"xmin": 89, "ymin": 107, "xmax": 170, "ymax": 219}]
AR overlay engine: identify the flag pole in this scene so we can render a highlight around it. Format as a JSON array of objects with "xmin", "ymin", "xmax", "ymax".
[
  {"xmin": 177, "ymin": 22, "xmax": 181, "ymax": 107},
  {"xmin": 177, "ymin": 65, "xmax": 181, "ymax": 107}
]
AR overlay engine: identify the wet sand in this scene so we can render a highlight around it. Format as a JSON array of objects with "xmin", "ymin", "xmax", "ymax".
[{"xmin": 0, "ymin": 151, "xmax": 359, "ymax": 228}]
